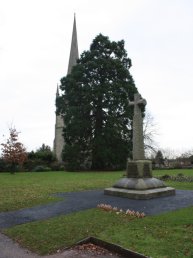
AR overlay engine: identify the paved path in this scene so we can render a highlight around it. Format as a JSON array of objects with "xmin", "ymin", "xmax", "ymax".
[
  {"xmin": 0, "ymin": 232, "xmax": 39, "ymax": 258},
  {"xmin": 0, "ymin": 232, "xmax": 120, "ymax": 258},
  {"xmin": 1, "ymin": 189, "xmax": 193, "ymax": 229}
]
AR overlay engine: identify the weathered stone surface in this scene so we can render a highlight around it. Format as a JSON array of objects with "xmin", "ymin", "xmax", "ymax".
[
  {"xmin": 126, "ymin": 160, "xmax": 152, "ymax": 178},
  {"xmin": 54, "ymin": 15, "xmax": 79, "ymax": 162},
  {"xmin": 104, "ymin": 92, "xmax": 175, "ymax": 199},
  {"xmin": 105, "ymin": 157, "xmax": 176, "ymax": 200},
  {"xmin": 129, "ymin": 93, "xmax": 146, "ymax": 160},
  {"xmin": 113, "ymin": 177, "xmax": 165, "ymax": 190},
  {"xmin": 67, "ymin": 14, "xmax": 79, "ymax": 75},
  {"xmin": 104, "ymin": 187, "xmax": 175, "ymax": 200},
  {"xmin": 54, "ymin": 102, "xmax": 64, "ymax": 162}
]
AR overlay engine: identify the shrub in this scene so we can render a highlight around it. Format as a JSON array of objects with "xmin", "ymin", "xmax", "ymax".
[
  {"xmin": 157, "ymin": 174, "xmax": 193, "ymax": 182},
  {"xmin": 160, "ymin": 174, "xmax": 171, "ymax": 180},
  {"xmin": 50, "ymin": 161, "xmax": 65, "ymax": 171},
  {"xmin": 0, "ymin": 158, "xmax": 7, "ymax": 172},
  {"xmin": 32, "ymin": 165, "xmax": 51, "ymax": 172},
  {"xmin": 25, "ymin": 144, "xmax": 56, "ymax": 171}
]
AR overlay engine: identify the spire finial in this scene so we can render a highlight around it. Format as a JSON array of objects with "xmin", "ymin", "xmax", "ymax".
[{"xmin": 67, "ymin": 14, "xmax": 79, "ymax": 74}]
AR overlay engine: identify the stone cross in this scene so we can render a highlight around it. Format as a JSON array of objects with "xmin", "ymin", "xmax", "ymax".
[{"xmin": 129, "ymin": 93, "xmax": 146, "ymax": 160}]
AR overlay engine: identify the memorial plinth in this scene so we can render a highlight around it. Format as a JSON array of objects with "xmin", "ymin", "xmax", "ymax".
[
  {"xmin": 104, "ymin": 93, "xmax": 175, "ymax": 199},
  {"xmin": 104, "ymin": 159, "xmax": 175, "ymax": 199}
]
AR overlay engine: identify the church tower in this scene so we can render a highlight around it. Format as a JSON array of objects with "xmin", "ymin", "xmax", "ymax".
[{"xmin": 54, "ymin": 15, "xmax": 79, "ymax": 162}]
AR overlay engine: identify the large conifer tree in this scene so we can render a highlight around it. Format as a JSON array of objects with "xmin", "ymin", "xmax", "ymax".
[{"xmin": 57, "ymin": 34, "xmax": 138, "ymax": 170}]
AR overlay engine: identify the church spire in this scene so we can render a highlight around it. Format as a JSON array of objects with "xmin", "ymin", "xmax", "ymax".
[
  {"xmin": 56, "ymin": 84, "xmax": 59, "ymax": 97},
  {"xmin": 67, "ymin": 14, "xmax": 79, "ymax": 74},
  {"xmin": 54, "ymin": 15, "xmax": 79, "ymax": 162}
]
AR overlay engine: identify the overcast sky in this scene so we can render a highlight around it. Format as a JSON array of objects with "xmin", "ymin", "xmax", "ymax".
[{"xmin": 0, "ymin": 0, "xmax": 193, "ymax": 155}]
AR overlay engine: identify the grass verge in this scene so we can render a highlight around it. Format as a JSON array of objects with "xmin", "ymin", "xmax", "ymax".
[{"xmin": 4, "ymin": 207, "xmax": 193, "ymax": 258}]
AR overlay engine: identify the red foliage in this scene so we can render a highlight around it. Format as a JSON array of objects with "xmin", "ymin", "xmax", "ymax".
[{"xmin": 1, "ymin": 127, "xmax": 27, "ymax": 167}]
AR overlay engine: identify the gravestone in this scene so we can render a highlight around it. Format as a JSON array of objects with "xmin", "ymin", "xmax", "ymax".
[{"xmin": 104, "ymin": 93, "xmax": 175, "ymax": 199}]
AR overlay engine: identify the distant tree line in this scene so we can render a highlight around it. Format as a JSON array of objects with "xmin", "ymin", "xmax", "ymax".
[
  {"xmin": 1, "ymin": 128, "xmax": 192, "ymax": 173},
  {"xmin": 0, "ymin": 127, "xmax": 58, "ymax": 173},
  {"xmin": 152, "ymin": 149, "xmax": 193, "ymax": 169}
]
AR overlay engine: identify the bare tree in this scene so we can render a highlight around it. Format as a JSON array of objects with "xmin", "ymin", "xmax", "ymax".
[
  {"xmin": 179, "ymin": 149, "xmax": 193, "ymax": 159},
  {"xmin": 160, "ymin": 148, "xmax": 179, "ymax": 160},
  {"xmin": 143, "ymin": 111, "xmax": 159, "ymax": 158}
]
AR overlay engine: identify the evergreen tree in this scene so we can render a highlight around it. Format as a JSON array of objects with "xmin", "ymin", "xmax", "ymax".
[
  {"xmin": 28, "ymin": 144, "xmax": 55, "ymax": 163},
  {"xmin": 155, "ymin": 150, "xmax": 164, "ymax": 167},
  {"xmin": 57, "ymin": 34, "xmax": 138, "ymax": 170}
]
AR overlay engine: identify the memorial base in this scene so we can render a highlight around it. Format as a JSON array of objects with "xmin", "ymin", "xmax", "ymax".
[
  {"xmin": 104, "ymin": 186, "xmax": 175, "ymax": 200},
  {"xmin": 104, "ymin": 159, "xmax": 175, "ymax": 199}
]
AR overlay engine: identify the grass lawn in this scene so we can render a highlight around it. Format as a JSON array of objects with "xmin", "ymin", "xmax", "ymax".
[
  {"xmin": 1, "ymin": 169, "xmax": 193, "ymax": 257},
  {"xmin": 153, "ymin": 168, "xmax": 193, "ymax": 177},
  {"xmin": 1, "ymin": 169, "xmax": 193, "ymax": 212},
  {"xmin": 154, "ymin": 169, "xmax": 193, "ymax": 190},
  {"xmin": 0, "ymin": 171, "xmax": 123, "ymax": 212}
]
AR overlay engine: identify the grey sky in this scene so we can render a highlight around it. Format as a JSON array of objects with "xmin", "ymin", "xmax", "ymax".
[{"xmin": 0, "ymin": 0, "xmax": 193, "ymax": 155}]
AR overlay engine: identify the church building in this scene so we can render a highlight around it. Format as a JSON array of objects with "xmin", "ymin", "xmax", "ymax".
[{"xmin": 53, "ymin": 15, "xmax": 79, "ymax": 162}]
